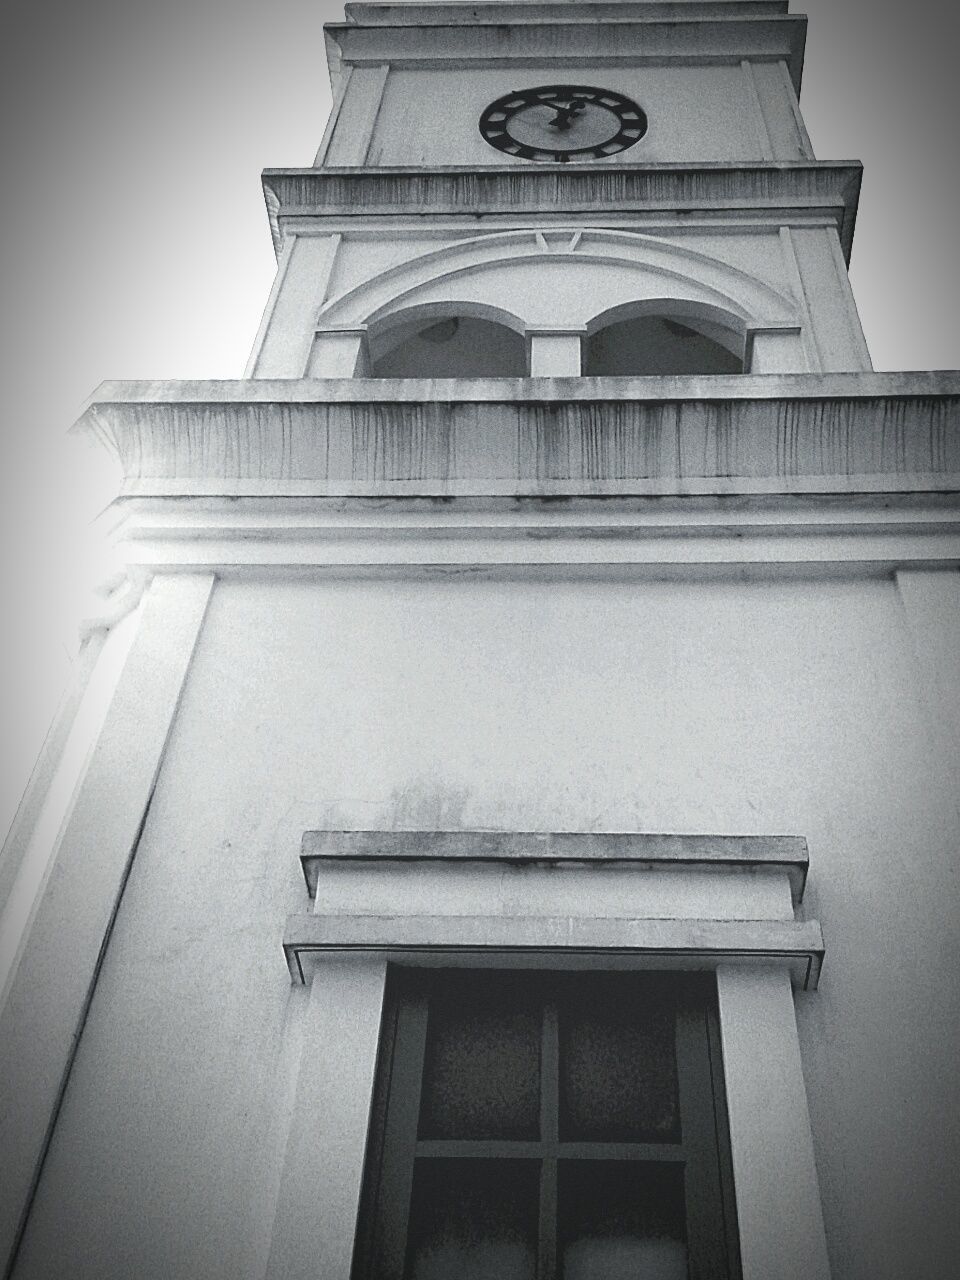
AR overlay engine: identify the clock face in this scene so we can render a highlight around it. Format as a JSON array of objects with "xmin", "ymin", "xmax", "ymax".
[{"xmin": 479, "ymin": 84, "xmax": 647, "ymax": 162}]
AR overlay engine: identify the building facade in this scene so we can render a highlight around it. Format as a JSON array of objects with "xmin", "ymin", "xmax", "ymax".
[{"xmin": 1, "ymin": 2, "xmax": 959, "ymax": 1278}]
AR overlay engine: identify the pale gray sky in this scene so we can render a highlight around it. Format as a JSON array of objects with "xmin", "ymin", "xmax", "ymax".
[{"xmin": 1, "ymin": 0, "xmax": 958, "ymax": 830}]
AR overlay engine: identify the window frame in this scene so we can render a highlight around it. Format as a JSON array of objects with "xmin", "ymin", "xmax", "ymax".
[{"xmin": 352, "ymin": 965, "xmax": 742, "ymax": 1280}]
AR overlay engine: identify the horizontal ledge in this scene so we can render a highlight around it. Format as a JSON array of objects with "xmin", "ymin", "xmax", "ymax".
[
  {"xmin": 327, "ymin": 15, "xmax": 805, "ymax": 38},
  {"xmin": 300, "ymin": 830, "xmax": 809, "ymax": 902},
  {"xmin": 109, "ymin": 536, "xmax": 960, "ymax": 572},
  {"xmin": 113, "ymin": 484, "xmax": 960, "ymax": 503},
  {"xmin": 99, "ymin": 491, "xmax": 960, "ymax": 526},
  {"xmin": 93, "ymin": 560, "xmax": 960, "ymax": 583},
  {"xmin": 344, "ymin": 4, "xmax": 792, "ymax": 28},
  {"xmin": 262, "ymin": 162, "xmax": 859, "ymax": 259},
  {"xmin": 79, "ymin": 374, "xmax": 960, "ymax": 497},
  {"xmin": 83, "ymin": 371, "xmax": 960, "ymax": 406},
  {"xmin": 282, "ymin": 914, "xmax": 824, "ymax": 989},
  {"xmin": 325, "ymin": 14, "xmax": 805, "ymax": 90}
]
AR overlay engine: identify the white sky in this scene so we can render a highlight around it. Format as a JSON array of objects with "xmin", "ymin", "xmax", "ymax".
[{"xmin": 1, "ymin": 0, "xmax": 958, "ymax": 833}]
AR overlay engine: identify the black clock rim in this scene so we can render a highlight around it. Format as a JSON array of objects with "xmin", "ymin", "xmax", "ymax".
[{"xmin": 478, "ymin": 83, "xmax": 648, "ymax": 161}]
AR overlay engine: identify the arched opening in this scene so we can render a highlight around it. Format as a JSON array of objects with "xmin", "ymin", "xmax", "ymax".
[
  {"xmin": 584, "ymin": 312, "xmax": 745, "ymax": 377},
  {"xmin": 367, "ymin": 312, "xmax": 527, "ymax": 378}
]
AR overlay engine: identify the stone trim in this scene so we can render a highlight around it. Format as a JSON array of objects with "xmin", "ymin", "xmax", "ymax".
[
  {"xmin": 324, "ymin": 15, "xmax": 806, "ymax": 90},
  {"xmin": 286, "ymin": 828, "xmax": 822, "ymax": 989},
  {"xmin": 300, "ymin": 829, "xmax": 809, "ymax": 903},
  {"xmin": 260, "ymin": 163, "xmax": 862, "ymax": 261},
  {"xmin": 94, "ymin": 492, "xmax": 960, "ymax": 576},
  {"xmin": 282, "ymin": 913, "xmax": 824, "ymax": 988},
  {"xmin": 344, "ymin": 5, "xmax": 794, "ymax": 30},
  {"xmin": 79, "ymin": 372, "xmax": 960, "ymax": 498}
]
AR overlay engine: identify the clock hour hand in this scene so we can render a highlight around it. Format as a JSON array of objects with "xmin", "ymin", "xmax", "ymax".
[{"xmin": 548, "ymin": 99, "xmax": 585, "ymax": 131}]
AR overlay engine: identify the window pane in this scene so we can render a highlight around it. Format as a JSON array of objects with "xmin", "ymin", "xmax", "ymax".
[
  {"xmin": 559, "ymin": 973, "xmax": 680, "ymax": 1142},
  {"xmin": 418, "ymin": 971, "xmax": 541, "ymax": 1140},
  {"xmin": 406, "ymin": 1158, "xmax": 538, "ymax": 1280},
  {"xmin": 559, "ymin": 1160, "xmax": 687, "ymax": 1280}
]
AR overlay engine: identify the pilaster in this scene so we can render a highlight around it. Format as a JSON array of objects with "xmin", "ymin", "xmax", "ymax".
[{"xmin": 0, "ymin": 575, "xmax": 215, "ymax": 1278}]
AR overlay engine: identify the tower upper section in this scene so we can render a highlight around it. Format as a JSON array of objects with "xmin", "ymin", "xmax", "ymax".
[
  {"xmin": 250, "ymin": 0, "xmax": 865, "ymax": 381},
  {"xmin": 318, "ymin": 0, "xmax": 812, "ymax": 168},
  {"xmin": 75, "ymin": 0, "xmax": 960, "ymax": 507}
]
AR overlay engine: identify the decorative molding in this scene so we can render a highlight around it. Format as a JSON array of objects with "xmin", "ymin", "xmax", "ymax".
[
  {"xmin": 535, "ymin": 229, "xmax": 583, "ymax": 254},
  {"xmin": 300, "ymin": 829, "xmax": 809, "ymax": 902},
  {"xmin": 344, "ymin": 4, "xmax": 794, "ymax": 29},
  {"xmin": 314, "ymin": 227, "xmax": 797, "ymax": 332},
  {"xmin": 261, "ymin": 163, "xmax": 862, "ymax": 261},
  {"xmin": 324, "ymin": 16, "xmax": 806, "ymax": 91},
  {"xmin": 78, "ymin": 372, "xmax": 960, "ymax": 501},
  {"xmin": 287, "ymin": 827, "xmax": 822, "ymax": 988},
  {"xmin": 282, "ymin": 913, "xmax": 824, "ymax": 988},
  {"xmin": 85, "ymin": 493, "xmax": 960, "ymax": 575},
  {"xmin": 77, "ymin": 568, "xmax": 151, "ymax": 641}
]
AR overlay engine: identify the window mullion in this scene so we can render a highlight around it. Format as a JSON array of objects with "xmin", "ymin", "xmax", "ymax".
[{"xmin": 538, "ymin": 1000, "xmax": 559, "ymax": 1280}]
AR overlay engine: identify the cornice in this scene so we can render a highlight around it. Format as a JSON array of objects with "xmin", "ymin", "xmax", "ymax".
[
  {"xmin": 344, "ymin": 3, "xmax": 791, "ymax": 27},
  {"xmin": 299, "ymin": 829, "xmax": 810, "ymax": 904},
  {"xmin": 77, "ymin": 371, "xmax": 960, "ymax": 500},
  {"xmin": 75, "ymin": 373, "xmax": 960, "ymax": 573},
  {"xmin": 324, "ymin": 14, "xmax": 806, "ymax": 92},
  {"xmin": 261, "ymin": 163, "xmax": 862, "ymax": 261}
]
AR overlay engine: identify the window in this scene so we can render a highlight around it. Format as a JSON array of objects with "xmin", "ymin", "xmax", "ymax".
[{"xmin": 354, "ymin": 968, "xmax": 740, "ymax": 1280}]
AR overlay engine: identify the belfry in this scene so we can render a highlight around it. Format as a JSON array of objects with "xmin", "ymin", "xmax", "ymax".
[{"xmin": 2, "ymin": 2, "xmax": 959, "ymax": 1278}]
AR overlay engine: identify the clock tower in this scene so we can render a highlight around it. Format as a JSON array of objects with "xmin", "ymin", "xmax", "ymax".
[
  {"xmin": 2, "ymin": 4, "xmax": 959, "ymax": 1280},
  {"xmin": 251, "ymin": 0, "xmax": 865, "ymax": 387}
]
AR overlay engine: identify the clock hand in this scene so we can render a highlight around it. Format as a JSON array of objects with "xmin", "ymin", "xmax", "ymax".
[{"xmin": 548, "ymin": 100, "xmax": 586, "ymax": 131}]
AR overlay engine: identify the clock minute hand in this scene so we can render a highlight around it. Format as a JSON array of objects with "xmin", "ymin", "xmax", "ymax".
[{"xmin": 548, "ymin": 100, "xmax": 585, "ymax": 131}]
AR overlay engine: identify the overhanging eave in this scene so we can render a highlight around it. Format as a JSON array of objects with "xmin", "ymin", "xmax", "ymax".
[
  {"xmin": 261, "ymin": 162, "xmax": 862, "ymax": 262},
  {"xmin": 76, "ymin": 371, "xmax": 960, "ymax": 500}
]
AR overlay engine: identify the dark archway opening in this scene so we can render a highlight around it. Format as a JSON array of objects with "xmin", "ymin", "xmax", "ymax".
[
  {"xmin": 368, "ymin": 314, "xmax": 527, "ymax": 378},
  {"xmin": 584, "ymin": 314, "xmax": 744, "ymax": 376}
]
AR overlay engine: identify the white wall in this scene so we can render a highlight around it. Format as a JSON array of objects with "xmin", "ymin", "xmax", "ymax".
[
  {"xmin": 13, "ymin": 571, "xmax": 960, "ymax": 1279},
  {"xmin": 335, "ymin": 63, "xmax": 808, "ymax": 166}
]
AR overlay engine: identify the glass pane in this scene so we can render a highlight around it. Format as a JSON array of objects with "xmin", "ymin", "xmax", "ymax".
[
  {"xmin": 559, "ymin": 1161, "xmax": 687, "ymax": 1280},
  {"xmin": 559, "ymin": 973, "xmax": 680, "ymax": 1142},
  {"xmin": 406, "ymin": 1158, "xmax": 538, "ymax": 1280},
  {"xmin": 418, "ymin": 971, "xmax": 541, "ymax": 1140}
]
